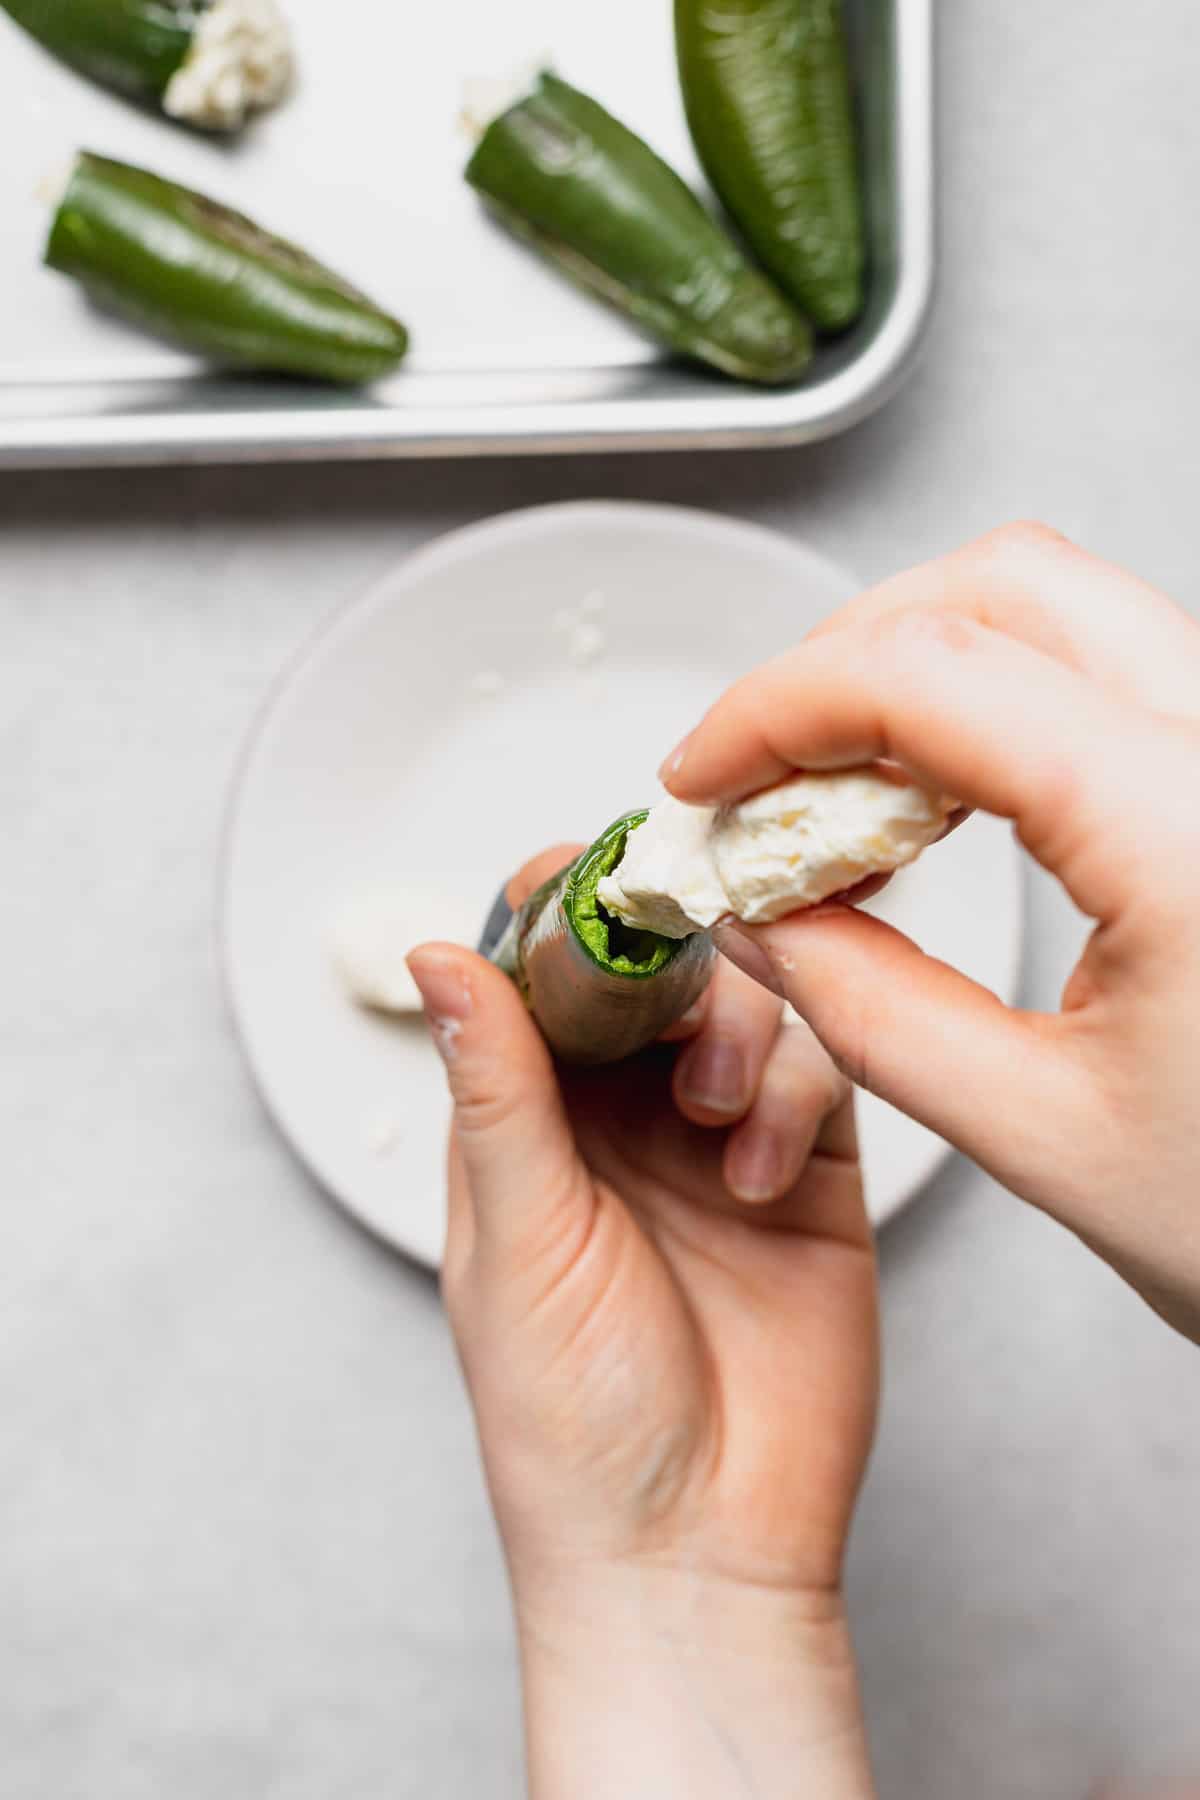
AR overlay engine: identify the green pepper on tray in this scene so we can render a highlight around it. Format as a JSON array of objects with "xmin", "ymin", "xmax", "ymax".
[
  {"xmin": 0, "ymin": 0, "xmax": 292, "ymax": 131},
  {"xmin": 45, "ymin": 152, "xmax": 409, "ymax": 385},
  {"xmin": 675, "ymin": 0, "xmax": 866, "ymax": 332},
  {"xmin": 465, "ymin": 71, "xmax": 813, "ymax": 387}
]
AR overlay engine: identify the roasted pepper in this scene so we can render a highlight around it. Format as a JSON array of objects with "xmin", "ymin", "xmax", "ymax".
[
  {"xmin": 0, "ymin": 0, "xmax": 292, "ymax": 130},
  {"xmin": 675, "ymin": 0, "xmax": 865, "ymax": 331},
  {"xmin": 45, "ymin": 152, "xmax": 409, "ymax": 384},
  {"xmin": 485, "ymin": 813, "xmax": 716, "ymax": 1065},
  {"xmin": 465, "ymin": 71, "xmax": 813, "ymax": 386}
]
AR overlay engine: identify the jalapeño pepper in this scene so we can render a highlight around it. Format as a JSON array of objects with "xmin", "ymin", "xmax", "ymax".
[
  {"xmin": 675, "ymin": 0, "xmax": 866, "ymax": 331},
  {"xmin": 1, "ymin": 0, "xmax": 291, "ymax": 129},
  {"xmin": 486, "ymin": 812, "xmax": 716, "ymax": 1066},
  {"xmin": 45, "ymin": 152, "xmax": 409, "ymax": 384},
  {"xmin": 466, "ymin": 72, "xmax": 813, "ymax": 386}
]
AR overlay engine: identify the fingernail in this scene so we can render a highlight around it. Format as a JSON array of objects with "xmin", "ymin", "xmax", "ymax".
[
  {"xmin": 406, "ymin": 948, "xmax": 472, "ymax": 1063},
  {"xmin": 677, "ymin": 1038, "xmax": 747, "ymax": 1115},
  {"xmin": 728, "ymin": 1129, "xmax": 785, "ymax": 1203},
  {"xmin": 712, "ymin": 922, "xmax": 784, "ymax": 998},
  {"xmin": 657, "ymin": 735, "xmax": 691, "ymax": 784}
]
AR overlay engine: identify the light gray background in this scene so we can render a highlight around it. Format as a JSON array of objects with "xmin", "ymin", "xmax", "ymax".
[{"xmin": 4, "ymin": 3, "xmax": 1199, "ymax": 1795}]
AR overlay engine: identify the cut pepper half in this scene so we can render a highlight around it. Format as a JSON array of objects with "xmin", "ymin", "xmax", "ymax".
[
  {"xmin": 45, "ymin": 152, "xmax": 409, "ymax": 385},
  {"xmin": 1, "ymin": 0, "xmax": 291, "ymax": 129},
  {"xmin": 489, "ymin": 812, "xmax": 716, "ymax": 1066},
  {"xmin": 3, "ymin": 0, "xmax": 198, "ymax": 104}
]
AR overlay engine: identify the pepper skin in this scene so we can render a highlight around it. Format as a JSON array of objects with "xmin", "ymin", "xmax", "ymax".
[
  {"xmin": 2, "ymin": 0, "xmax": 201, "ymax": 107},
  {"xmin": 675, "ymin": 0, "xmax": 866, "ymax": 331},
  {"xmin": 466, "ymin": 72, "xmax": 813, "ymax": 386},
  {"xmin": 45, "ymin": 152, "xmax": 409, "ymax": 384},
  {"xmin": 488, "ymin": 813, "xmax": 716, "ymax": 1066}
]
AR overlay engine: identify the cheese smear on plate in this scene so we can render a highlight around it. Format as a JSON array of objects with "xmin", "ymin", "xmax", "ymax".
[
  {"xmin": 598, "ymin": 771, "xmax": 954, "ymax": 939},
  {"xmin": 331, "ymin": 888, "xmax": 484, "ymax": 1016}
]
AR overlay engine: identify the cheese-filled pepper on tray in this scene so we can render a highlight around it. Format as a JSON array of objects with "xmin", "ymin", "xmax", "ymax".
[
  {"xmin": 1, "ymin": 0, "xmax": 293, "ymax": 130},
  {"xmin": 465, "ymin": 71, "xmax": 814, "ymax": 387}
]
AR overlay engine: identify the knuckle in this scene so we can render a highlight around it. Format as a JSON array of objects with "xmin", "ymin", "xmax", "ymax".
[
  {"xmin": 817, "ymin": 995, "xmax": 882, "ymax": 1097},
  {"xmin": 448, "ymin": 1055, "xmax": 524, "ymax": 1137},
  {"xmin": 439, "ymin": 1251, "xmax": 472, "ymax": 1323},
  {"xmin": 977, "ymin": 518, "xmax": 1075, "ymax": 574},
  {"xmin": 1134, "ymin": 718, "xmax": 1200, "ymax": 867},
  {"xmin": 1036, "ymin": 743, "xmax": 1086, "ymax": 818},
  {"xmin": 824, "ymin": 1059, "xmax": 853, "ymax": 1115},
  {"xmin": 780, "ymin": 1022, "xmax": 846, "ymax": 1115},
  {"xmin": 521, "ymin": 1169, "xmax": 599, "ymax": 1275},
  {"xmin": 989, "ymin": 518, "xmax": 1070, "ymax": 555},
  {"xmin": 790, "ymin": 1067, "xmax": 847, "ymax": 1131},
  {"xmin": 829, "ymin": 1042, "xmax": 871, "ymax": 1094},
  {"xmin": 1013, "ymin": 747, "xmax": 1087, "ymax": 865},
  {"xmin": 831, "ymin": 974, "xmax": 899, "ymax": 1099},
  {"xmin": 727, "ymin": 676, "xmax": 769, "ymax": 740},
  {"xmin": 864, "ymin": 605, "xmax": 978, "ymax": 665}
]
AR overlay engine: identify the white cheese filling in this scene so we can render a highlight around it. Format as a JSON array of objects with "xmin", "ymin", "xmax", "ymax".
[
  {"xmin": 460, "ymin": 57, "xmax": 548, "ymax": 141},
  {"xmin": 331, "ymin": 888, "xmax": 485, "ymax": 1016},
  {"xmin": 598, "ymin": 771, "xmax": 954, "ymax": 939},
  {"xmin": 163, "ymin": 0, "xmax": 293, "ymax": 130}
]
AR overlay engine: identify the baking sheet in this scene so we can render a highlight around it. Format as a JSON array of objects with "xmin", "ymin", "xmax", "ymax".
[{"xmin": 0, "ymin": 0, "xmax": 933, "ymax": 466}]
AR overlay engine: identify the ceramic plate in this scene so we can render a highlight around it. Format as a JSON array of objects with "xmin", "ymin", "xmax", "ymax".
[{"xmin": 222, "ymin": 502, "xmax": 1024, "ymax": 1265}]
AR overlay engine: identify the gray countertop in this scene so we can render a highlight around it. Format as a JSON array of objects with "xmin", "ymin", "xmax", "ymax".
[{"xmin": 4, "ymin": 3, "xmax": 1200, "ymax": 1795}]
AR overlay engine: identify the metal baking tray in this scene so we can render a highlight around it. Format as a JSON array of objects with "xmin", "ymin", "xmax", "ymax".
[{"xmin": 0, "ymin": 0, "xmax": 933, "ymax": 469}]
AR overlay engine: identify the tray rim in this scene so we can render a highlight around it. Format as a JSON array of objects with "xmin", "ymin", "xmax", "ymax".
[{"xmin": 0, "ymin": 0, "xmax": 935, "ymax": 471}]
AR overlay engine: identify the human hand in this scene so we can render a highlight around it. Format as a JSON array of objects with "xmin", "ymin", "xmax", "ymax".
[
  {"xmin": 407, "ymin": 850, "xmax": 878, "ymax": 1799},
  {"xmin": 662, "ymin": 522, "xmax": 1200, "ymax": 1343}
]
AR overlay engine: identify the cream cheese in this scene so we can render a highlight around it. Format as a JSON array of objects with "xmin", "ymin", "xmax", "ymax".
[
  {"xmin": 460, "ymin": 56, "xmax": 548, "ymax": 141},
  {"xmin": 598, "ymin": 772, "xmax": 954, "ymax": 939},
  {"xmin": 598, "ymin": 797, "xmax": 726, "ymax": 938},
  {"xmin": 331, "ymin": 888, "xmax": 484, "ymax": 1015},
  {"xmin": 163, "ymin": 0, "xmax": 293, "ymax": 130}
]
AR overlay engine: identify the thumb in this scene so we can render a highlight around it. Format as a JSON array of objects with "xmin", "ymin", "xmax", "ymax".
[
  {"xmin": 406, "ymin": 943, "xmax": 587, "ymax": 1261},
  {"xmin": 714, "ymin": 908, "xmax": 1088, "ymax": 1200}
]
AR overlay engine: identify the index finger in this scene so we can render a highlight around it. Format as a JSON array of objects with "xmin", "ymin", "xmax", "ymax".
[
  {"xmin": 806, "ymin": 523, "xmax": 1200, "ymax": 721},
  {"xmin": 664, "ymin": 611, "xmax": 1166, "ymax": 926}
]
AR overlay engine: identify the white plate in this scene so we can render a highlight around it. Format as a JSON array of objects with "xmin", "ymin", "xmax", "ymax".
[{"xmin": 222, "ymin": 502, "xmax": 1024, "ymax": 1266}]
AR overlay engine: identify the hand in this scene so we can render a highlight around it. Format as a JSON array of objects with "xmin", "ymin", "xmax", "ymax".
[
  {"xmin": 408, "ymin": 849, "xmax": 877, "ymax": 1800},
  {"xmin": 662, "ymin": 521, "xmax": 1200, "ymax": 1344}
]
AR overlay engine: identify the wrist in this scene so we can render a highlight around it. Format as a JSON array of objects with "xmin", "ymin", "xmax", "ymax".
[{"xmin": 514, "ymin": 1561, "xmax": 873, "ymax": 1799}]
